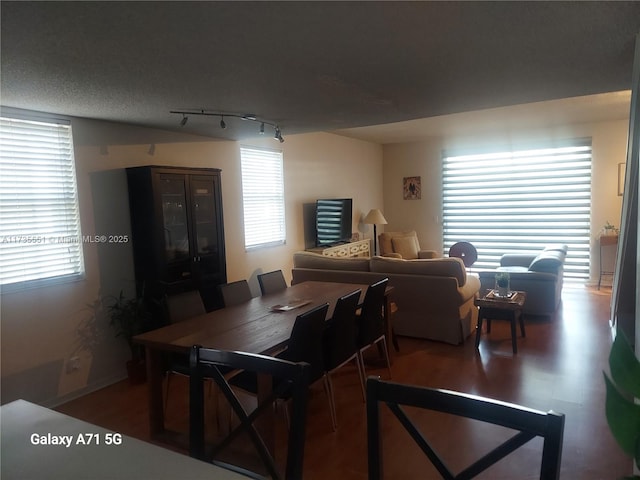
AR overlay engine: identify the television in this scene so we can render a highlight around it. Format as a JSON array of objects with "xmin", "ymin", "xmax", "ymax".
[{"xmin": 315, "ymin": 198, "xmax": 353, "ymax": 247}]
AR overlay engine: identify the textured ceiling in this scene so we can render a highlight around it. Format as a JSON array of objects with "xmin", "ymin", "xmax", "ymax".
[{"xmin": 1, "ymin": 1, "xmax": 639, "ymax": 142}]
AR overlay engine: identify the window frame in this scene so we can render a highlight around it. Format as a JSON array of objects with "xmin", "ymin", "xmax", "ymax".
[
  {"xmin": 441, "ymin": 139, "xmax": 592, "ymax": 285},
  {"xmin": 240, "ymin": 145, "xmax": 286, "ymax": 251},
  {"xmin": 0, "ymin": 111, "xmax": 85, "ymax": 291}
]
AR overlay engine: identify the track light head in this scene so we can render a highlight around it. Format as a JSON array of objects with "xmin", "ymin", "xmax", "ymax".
[
  {"xmin": 260, "ymin": 122, "xmax": 265, "ymax": 135},
  {"xmin": 220, "ymin": 116, "xmax": 226, "ymax": 129},
  {"xmin": 180, "ymin": 115, "xmax": 188, "ymax": 127}
]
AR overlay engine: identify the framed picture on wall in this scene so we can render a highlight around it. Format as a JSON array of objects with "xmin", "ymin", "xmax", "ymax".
[{"xmin": 403, "ymin": 176, "xmax": 421, "ymax": 200}]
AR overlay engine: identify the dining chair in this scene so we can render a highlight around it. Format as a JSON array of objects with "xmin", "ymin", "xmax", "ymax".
[
  {"xmin": 257, "ymin": 270, "xmax": 288, "ymax": 295},
  {"xmin": 219, "ymin": 279, "xmax": 253, "ymax": 307},
  {"xmin": 322, "ymin": 289, "xmax": 365, "ymax": 430},
  {"xmin": 229, "ymin": 303, "xmax": 330, "ymax": 423},
  {"xmin": 189, "ymin": 346, "xmax": 310, "ymax": 480},
  {"xmin": 366, "ymin": 377, "xmax": 565, "ymax": 480},
  {"xmin": 163, "ymin": 290, "xmax": 207, "ymax": 410},
  {"xmin": 357, "ymin": 278, "xmax": 392, "ymax": 380}
]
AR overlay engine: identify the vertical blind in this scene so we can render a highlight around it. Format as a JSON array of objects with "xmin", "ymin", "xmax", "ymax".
[
  {"xmin": 240, "ymin": 146, "xmax": 286, "ymax": 250},
  {"xmin": 0, "ymin": 116, "xmax": 84, "ymax": 287},
  {"xmin": 442, "ymin": 142, "xmax": 592, "ymax": 284}
]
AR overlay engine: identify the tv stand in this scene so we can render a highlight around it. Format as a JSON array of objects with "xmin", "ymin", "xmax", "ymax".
[{"xmin": 307, "ymin": 239, "xmax": 370, "ymax": 258}]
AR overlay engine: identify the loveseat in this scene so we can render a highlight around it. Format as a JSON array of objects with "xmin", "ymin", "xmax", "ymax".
[
  {"xmin": 478, "ymin": 245, "xmax": 568, "ymax": 316},
  {"xmin": 291, "ymin": 251, "xmax": 480, "ymax": 345}
]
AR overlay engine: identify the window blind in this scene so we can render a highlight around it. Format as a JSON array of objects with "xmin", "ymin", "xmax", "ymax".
[
  {"xmin": 0, "ymin": 116, "xmax": 84, "ymax": 288},
  {"xmin": 240, "ymin": 146, "xmax": 285, "ymax": 250},
  {"xmin": 442, "ymin": 142, "xmax": 592, "ymax": 284}
]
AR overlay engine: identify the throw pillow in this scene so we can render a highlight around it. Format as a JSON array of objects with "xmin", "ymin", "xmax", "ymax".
[{"xmin": 392, "ymin": 236, "xmax": 419, "ymax": 259}]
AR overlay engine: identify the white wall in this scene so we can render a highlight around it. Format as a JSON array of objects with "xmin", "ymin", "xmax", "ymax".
[
  {"xmin": 382, "ymin": 117, "xmax": 629, "ymax": 285},
  {"xmin": 0, "ymin": 118, "xmax": 382, "ymax": 406}
]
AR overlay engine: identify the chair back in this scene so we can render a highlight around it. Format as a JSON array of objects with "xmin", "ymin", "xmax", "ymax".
[
  {"xmin": 357, "ymin": 278, "xmax": 388, "ymax": 347},
  {"xmin": 323, "ymin": 289, "xmax": 361, "ymax": 371},
  {"xmin": 190, "ymin": 347, "xmax": 310, "ymax": 480},
  {"xmin": 366, "ymin": 377, "xmax": 565, "ymax": 480},
  {"xmin": 165, "ymin": 290, "xmax": 206, "ymax": 323},
  {"xmin": 258, "ymin": 270, "xmax": 288, "ymax": 295},
  {"xmin": 219, "ymin": 280, "xmax": 252, "ymax": 307},
  {"xmin": 278, "ymin": 303, "xmax": 329, "ymax": 383}
]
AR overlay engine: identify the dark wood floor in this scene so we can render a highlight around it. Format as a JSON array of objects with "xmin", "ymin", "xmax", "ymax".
[{"xmin": 57, "ymin": 286, "xmax": 630, "ymax": 479}]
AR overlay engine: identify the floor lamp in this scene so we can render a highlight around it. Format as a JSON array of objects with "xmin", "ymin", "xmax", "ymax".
[{"xmin": 364, "ymin": 209, "xmax": 388, "ymax": 255}]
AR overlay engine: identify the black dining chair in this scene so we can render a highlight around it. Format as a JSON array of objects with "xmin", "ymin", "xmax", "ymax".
[
  {"xmin": 322, "ymin": 289, "xmax": 364, "ymax": 430},
  {"xmin": 219, "ymin": 279, "xmax": 253, "ymax": 307},
  {"xmin": 163, "ymin": 290, "xmax": 207, "ymax": 409},
  {"xmin": 229, "ymin": 303, "xmax": 330, "ymax": 423},
  {"xmin": 366, "ymin": 377, "xmax": 565, "ymax": 480},
  {"xmin": 257, "ymin": 270, "xmax": 288, "ymax": 295},
  {"xmin": 357, "ymin": 278, "xmax": 392, "ymax": 380},
  {"xmin": 189, "ymin": 346, "xmax": 311, "ymax": 480}
]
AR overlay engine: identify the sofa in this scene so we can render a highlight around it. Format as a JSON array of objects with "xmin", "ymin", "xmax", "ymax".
[
  {"xmin": 291, "ymin": 251, "xmax": 480, "ymax": 345},
  {"xmin": 478, "ymin": 245, "xmax": 568, "ymax": 316}
]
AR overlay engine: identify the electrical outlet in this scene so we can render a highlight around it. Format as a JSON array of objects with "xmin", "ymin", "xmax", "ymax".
[{"xmin": 66, "ymin": 356, "xmax": 80, "ymax": 373}]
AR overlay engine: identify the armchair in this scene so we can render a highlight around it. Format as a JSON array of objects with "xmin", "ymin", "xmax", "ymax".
[{"xmin": 378, "ymin": 231, "xmax": 438, "ymax": 259}]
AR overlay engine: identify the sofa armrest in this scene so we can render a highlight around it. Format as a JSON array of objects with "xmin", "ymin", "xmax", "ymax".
[
  {"xmin": 418, "ymin": 250, "xmax": 439, "ymax": 259},
  {"xmin": 500, "ymin": 254, "xmax": 536, "ymax": 268},
  {"xmin": 458, "ymin": 274, "xmax": 480, "ymax": 301}
]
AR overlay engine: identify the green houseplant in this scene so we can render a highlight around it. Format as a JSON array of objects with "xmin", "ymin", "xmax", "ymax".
[
  {"xmin": 495, "ymin": 272, "xmax": 510, "ymax": 296},
  {"xmin": 603, "ymin": 331, "xmax": 640, "ymax": 479},
  {"xmin": 105, "ymin": 290, "xmax": 153, "ymax": 384}
]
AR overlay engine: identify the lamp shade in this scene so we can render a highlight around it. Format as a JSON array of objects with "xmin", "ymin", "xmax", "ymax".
[{"xmin": 364, "ymin": 209, "xmax": 388, "ymax": 225}]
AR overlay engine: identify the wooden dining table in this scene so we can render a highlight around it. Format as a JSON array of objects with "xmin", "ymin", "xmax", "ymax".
[{"xmin": 133, "ymin": 280, "xmax": 394, "ymax": 448}]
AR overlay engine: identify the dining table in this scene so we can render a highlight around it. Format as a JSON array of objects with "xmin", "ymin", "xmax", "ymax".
[
  {"xmin": 1, "ymin": 399, "xmax": 249, "ymax": 479},
  {"xmin": 133, "ymin": 280, "xmax": 394, "ymax": 449}
]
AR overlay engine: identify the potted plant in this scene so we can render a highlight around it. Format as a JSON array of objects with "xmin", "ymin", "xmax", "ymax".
[
  {"xmin": 105, "ymin": 290, "xmax": 153, "ymax": 384},
  {"xmin": 603, "ymin": 332, "xmax": 640, "ymax": 479},
  {"xmin": 495, "ymin": 272, "xmax": 510, "ymax": 297},
  {"xmin": 602, "ymin": 221, "xmax": 620, "ymax": 236}
]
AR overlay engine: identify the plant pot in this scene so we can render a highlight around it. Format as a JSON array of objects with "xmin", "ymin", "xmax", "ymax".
[{"xmin": 126, "ymin": 359, "xmax": 147, "ymax": 385}]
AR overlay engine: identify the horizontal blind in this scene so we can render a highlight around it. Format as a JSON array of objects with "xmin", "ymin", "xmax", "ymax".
[
  {"xmin": 0, "ymin": 116, "xmax": 84, "ymax": 287},
  {"xmin": 240, "ymin": 146, "xmax": 285, "ymax": 250},
  {"xmin": 442, "ymin": 142, "xmax": 592, "ymax": 284}
]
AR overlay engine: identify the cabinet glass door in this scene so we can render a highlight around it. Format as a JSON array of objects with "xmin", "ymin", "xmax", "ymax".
[
  {"xmin": 190, "ymin": 176, "xmax": 220, "ymax": 263},
  {"xmin": 159, "ymin": 174, "xmax": 190, "ymax": 263}
]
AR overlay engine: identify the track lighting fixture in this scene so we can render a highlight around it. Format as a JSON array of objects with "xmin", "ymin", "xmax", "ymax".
[{"xmin": 170, "ymin": 109, "xmax": 284, "ymax": 142}]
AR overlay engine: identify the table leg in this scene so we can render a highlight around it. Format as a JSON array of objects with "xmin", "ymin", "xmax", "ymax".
[
  {"xmin": 383, "ymin": 294, "xmax": 395, "ymax": 364},
  {"xmin": 256, "ymin": 372, "xmax": 275, "ymax": 455},
  {"xmin": 475, "ymin": 315, "xmax": 484, "ymax": 349},
  {"xmin": 145, "ymin": 348, "xmax": 165, "ymax": 436},
  {"xmin": 510, "ymin": 313, "xmax": 518, "ymax": 354},
  {"xmin": 519, "ymin": 310, "xmax": 526, "ymax": 337}
]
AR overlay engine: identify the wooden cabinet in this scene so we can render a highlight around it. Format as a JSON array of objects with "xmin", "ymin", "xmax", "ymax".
[{"xmin": 126, "ymin": 166, "xmax": 226, "ymax": 311}]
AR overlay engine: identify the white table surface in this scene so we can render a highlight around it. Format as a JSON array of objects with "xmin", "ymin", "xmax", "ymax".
[{"xmin": 1, "ymin": 399, "xmax": 249, "ymax": 479}]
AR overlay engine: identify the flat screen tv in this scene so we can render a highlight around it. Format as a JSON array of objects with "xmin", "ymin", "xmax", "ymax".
[{"xmin": 316, "ymin": 198, "xmax": 353, "ymax": 247}]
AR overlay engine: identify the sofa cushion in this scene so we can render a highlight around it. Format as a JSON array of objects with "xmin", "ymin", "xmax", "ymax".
[
  {"xmin": 292, "ymin": 251, "xmax": 370, "ymax": 272},
  {"xmin": 370, "ymin": 256, "xmax": 467, "ymax": 286},
  {"xmin": 529, "ymin": 251, "xmax": 564, "ymax": 273},
  {"xmin": 391, "ymin": 235, "xmax": 420, "ymax": 259},
  {"xmin": 379, "ymin": 231, "xmax": 418, "ymax": 257}
]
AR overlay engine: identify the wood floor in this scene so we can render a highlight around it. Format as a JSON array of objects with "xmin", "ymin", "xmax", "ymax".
[{"xmin": 56, "ymin": 286, "xmax": 630, "ymax": 479}]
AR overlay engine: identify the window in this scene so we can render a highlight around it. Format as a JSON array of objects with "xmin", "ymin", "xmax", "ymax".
[
  {"xmin": 0, "ymin": 115, "xmax": 84, "ymax": 288},
  {"xmin": 442, "ymin": 141, "xmax": 592, "ymax": 284},
  {"xmin": 240, "ymin": 146, "xmax": 285, "ymax": 250}
]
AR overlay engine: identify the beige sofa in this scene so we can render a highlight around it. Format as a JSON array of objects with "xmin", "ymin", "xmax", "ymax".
[{"xmin": 291, "ymin": 251, "xmax": 480, "ymax": 345}]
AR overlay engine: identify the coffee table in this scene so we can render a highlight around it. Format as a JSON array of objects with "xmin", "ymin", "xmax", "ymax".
[{"xmin": 474, "ymin": 290, "xmax": 527, "ymax": 354}]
